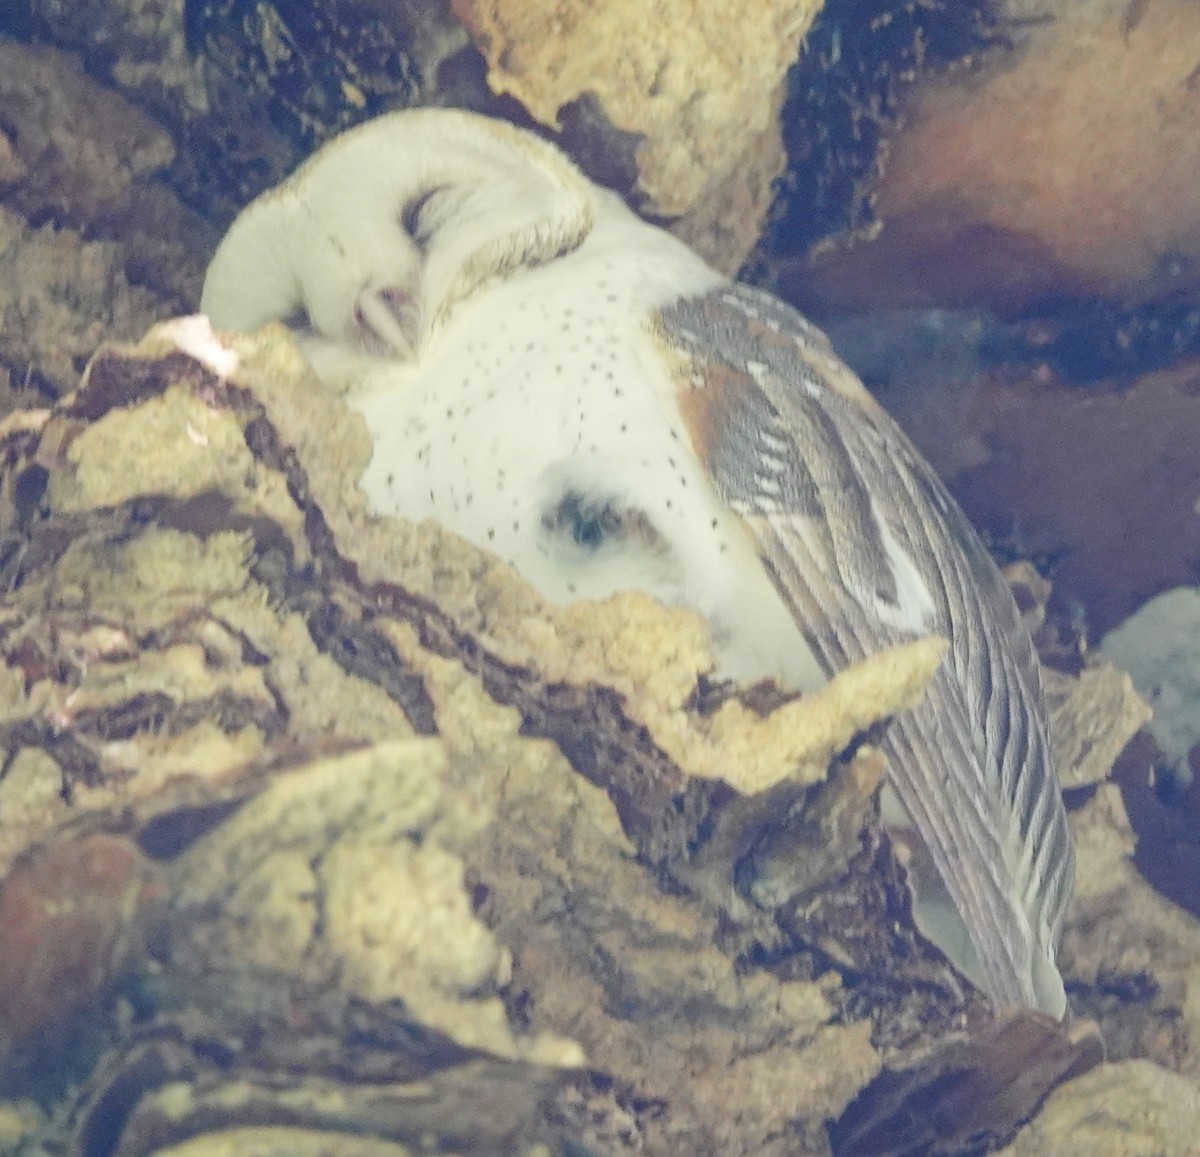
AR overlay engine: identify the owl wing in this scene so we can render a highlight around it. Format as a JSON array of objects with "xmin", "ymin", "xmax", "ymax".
[{"xmin": 661, "ymin": 284, "xmax": 1074, "ymax": 1014}]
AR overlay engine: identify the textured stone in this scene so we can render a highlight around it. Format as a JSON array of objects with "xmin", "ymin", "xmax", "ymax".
[
  {"xmin": 451, "ymin": 0, "xmax": 822, "ymax": 271},
  {"xmin": 997, "ymin": 1059, "xmax": 1200, "ymax": 1157},
  {"xmin": 797, "ymin": 0, "xmax": 1200, "ymax": 313}
]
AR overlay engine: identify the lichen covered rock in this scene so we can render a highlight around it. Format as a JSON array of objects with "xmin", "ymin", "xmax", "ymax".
[{"xmin": 0, "ymin": 321, "xmax": 1158, "ymax": 1155}]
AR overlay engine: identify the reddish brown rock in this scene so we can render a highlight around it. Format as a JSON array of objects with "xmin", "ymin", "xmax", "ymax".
[
  {"xmin": 792, "ymin": 0, "xmax": 1200, "ymax": 314},
  {"xmin": 874, "ymin": 355, "xmax": 1200, "ymax": 639},
  {"xmin": 0, "ymin": 834, "xmax": 165, "ymax": 1044}
]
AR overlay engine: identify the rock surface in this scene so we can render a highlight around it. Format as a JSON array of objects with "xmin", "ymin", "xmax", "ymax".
[
  {"xmin": 998, "ymin": 1058, "xmax": 1200, "ymax": 1157},
  {"xmin": 450, "ymin": 0, "xmax": 821, "ymax": 270},
  {"xmin": 781, "ymin": 0, "xmax": 1200, "ymax": 315},
  {"xmin": 0, "ymin": 322, "xmax": 1141, "ymax": 1157}
]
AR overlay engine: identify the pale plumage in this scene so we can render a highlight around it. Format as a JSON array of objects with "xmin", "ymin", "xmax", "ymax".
[{"xmin": 200, "ymin": 109, "xmax": 1074, "ymax": 1016}]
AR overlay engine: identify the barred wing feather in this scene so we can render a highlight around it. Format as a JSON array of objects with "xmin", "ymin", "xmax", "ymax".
[{"xmin": 663, "ymin": 285, "xmax": 1074, "ymax": 1014}]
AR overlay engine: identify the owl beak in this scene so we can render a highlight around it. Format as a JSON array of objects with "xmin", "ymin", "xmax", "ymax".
[{"xmin": 353, "ymin": 283, "xmax": 422, "ymax": 359}]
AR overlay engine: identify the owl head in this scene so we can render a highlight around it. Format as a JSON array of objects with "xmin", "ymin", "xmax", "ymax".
[{"xmin": 200, "ymin": 109, "xmax": 596, "ymax": 359}]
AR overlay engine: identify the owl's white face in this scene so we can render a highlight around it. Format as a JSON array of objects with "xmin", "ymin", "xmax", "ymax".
[
  {"xmin": 201, "ymin": 110, "xmax": 596, "ymax": 362},
  {"xmin": 296, "ymin": 191, "xmax": 425, "ymax": 356},
  {"xmin": 201, "ymin": 109, "xmax": 1075, "ymax": 1019}
]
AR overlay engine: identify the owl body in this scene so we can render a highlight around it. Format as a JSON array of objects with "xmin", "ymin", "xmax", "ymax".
[
  {"xmin": 202, "ymin": 109, "xmax": 1073, "ymax": 1017},
  {"xmin": 332, "ymin": 189, "xmax": 824, "ymax": 691}
]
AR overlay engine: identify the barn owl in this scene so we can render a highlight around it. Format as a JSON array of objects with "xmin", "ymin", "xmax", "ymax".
[{"xmin": 201, "ymin": 109, "xmax": 1074, "ymax": 1017}]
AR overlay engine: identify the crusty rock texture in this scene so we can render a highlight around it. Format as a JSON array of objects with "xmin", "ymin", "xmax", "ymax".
[
  {"xmin": 996, "ymin": 1058, "xmax": 1200, "ymax": 1157},
  {"xmin": 0, "ymin": 322, "xmax": 924, "ymax": 1154},
  {"xmin": 449, "ymin": 0, "xmax": 822, "ymax": 270},
  {"xmin": 0, "ymin": 35, "xmax": 214, "ymax": 402},
  {"xmin": 0, "ymin": 322, "xmax": 1139, "ymax": 1157}
]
